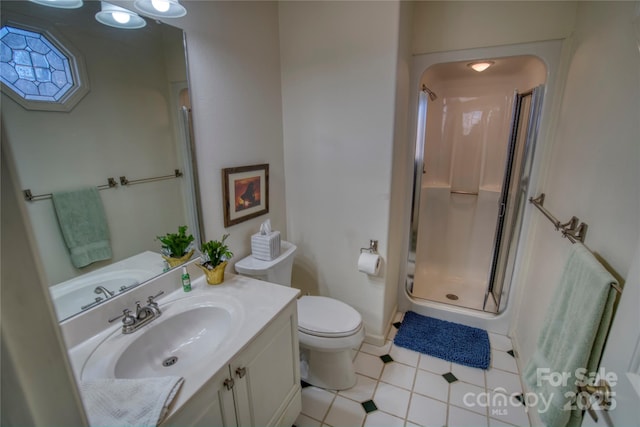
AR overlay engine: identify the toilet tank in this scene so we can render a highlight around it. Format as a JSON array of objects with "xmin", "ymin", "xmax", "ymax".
[{"xmin": 234, "ymin": 241, "xmax": 297, "ymax": 287}]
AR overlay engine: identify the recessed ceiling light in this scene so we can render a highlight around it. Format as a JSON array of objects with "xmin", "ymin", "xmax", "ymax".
[
  {"xmin": 29, "ymin": 0, "xmax": 83, "ymax": 9},
  {"xmin": 95, "ymin": 2, "xmax": 147, "ymax": 29},
  {"xmin": 467, "ymin": 61, "xmax": 495, "ymax": 72},
  {"xmin": 134, "ymin": 0, "xmax": 187, "ymax": 18}
]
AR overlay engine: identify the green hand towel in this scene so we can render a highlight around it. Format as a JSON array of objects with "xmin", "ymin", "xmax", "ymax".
[
  {"xmin": 52, "ymin": 187, "xmax": 112, "ymax": 268},
  {"xmin": 523, "ymin": 244, "xmax": 617, "ymax": 427}
]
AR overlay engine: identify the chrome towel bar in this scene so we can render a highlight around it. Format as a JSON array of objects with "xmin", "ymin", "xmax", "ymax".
[
  {"xmin": 529, "ymin": 193, "xmax": 622, "ymax": 295},
  {"xmin": 23, "ymin": 169, "xmax": 183, "ymax": 202},
  {"xmin": 23, "ymin": 177, "xmax": 118, "ymax": 202}
]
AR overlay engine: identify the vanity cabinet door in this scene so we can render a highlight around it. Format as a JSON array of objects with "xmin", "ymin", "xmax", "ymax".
[
  {"xmin": 230, "ymin": 302, "xmax": 301, "ymax": 427},
  {"xmin": 163, "ymin": 366, "xmax": 237, "ymax": 427}
]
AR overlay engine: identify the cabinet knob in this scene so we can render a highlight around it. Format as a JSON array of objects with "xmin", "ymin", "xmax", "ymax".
[
  {"xmin": 235, "ymin": 367, "xmax": 247, "ymax": 378},
  {"xmin": 224, "ymin": 378, "xmax": 235, "ymax": 390}
]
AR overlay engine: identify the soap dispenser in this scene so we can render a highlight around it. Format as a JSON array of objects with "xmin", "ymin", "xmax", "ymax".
[{"xmin": 181, "ymin": 266, "xmax": 192, "ymax": 292}]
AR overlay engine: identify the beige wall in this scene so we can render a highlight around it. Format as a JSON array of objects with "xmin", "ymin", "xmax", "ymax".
[
  {"xmin": 511, "ymin": 0, "xmax": 640, "ymax": 369},
  {"xmin": 412, "ymin": 1, "xmax": 577, "ymax": 55},
  {"xmin": 1, "ymin": 140, "xmax": 86, "ymax": 425},
  {"xmin": 279, "ymin": 0, "xmax": 402, "ymax": 341},
  {"xmin": 179, "ymin": 1, "xmax": 287, "ymax": 261},
  {"xmin": 384, "ymin": 0, "xmax": 414, "ymax": 341}
]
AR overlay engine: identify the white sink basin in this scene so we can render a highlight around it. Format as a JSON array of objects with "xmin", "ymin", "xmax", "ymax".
[{"xmin": 81, "ymin": 293, "xmax": 244, "ymax": 381}]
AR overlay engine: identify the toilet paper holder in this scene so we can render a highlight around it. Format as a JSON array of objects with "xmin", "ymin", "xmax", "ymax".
[{"xmin": 360, "ymin": 240, "xmax": 378, "ymax": 254}]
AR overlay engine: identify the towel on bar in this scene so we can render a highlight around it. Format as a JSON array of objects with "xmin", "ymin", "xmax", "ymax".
[
  {"xmin": 523, "ymin": 244, "xmax": 618, "ymax": 427},
  {"xmin": 80, "ymin": 376, "xmax": 184, "ymax": 427},
  {"xmin": 52, "ymin": 187, "xmax": 112, "ymax": 268}
]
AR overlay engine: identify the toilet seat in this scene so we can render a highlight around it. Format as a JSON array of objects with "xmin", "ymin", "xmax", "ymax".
[{"xmin": 297, "ymin": 296, "xmax": 362, "ymax": 338}]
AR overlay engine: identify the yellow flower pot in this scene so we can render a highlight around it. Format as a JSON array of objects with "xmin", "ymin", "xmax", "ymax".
[
  {"xmin": 162, "ymin": 249, "xmax": 195, "ymax": 268},
  {"xmin": 196, "ymin": 261, "xmax": 228, "ymax": 285}
]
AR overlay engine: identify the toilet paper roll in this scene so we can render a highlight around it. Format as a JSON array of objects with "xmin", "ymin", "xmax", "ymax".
[{"xmin": 358, "ymin": 252, "xmax": 381, "ymax": 276}]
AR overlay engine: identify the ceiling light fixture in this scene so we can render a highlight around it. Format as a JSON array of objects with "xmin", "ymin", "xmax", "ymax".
[
  {"xmin": 95, "ymin": 2, "xmax": 147, "ymax": 29},
  {"xmin": 28, "ymin": 0, "xmax": 83, "ymax": 9},
  {"xmin": 134, "ymin": 0, "xmax": 187, "ymax": 18},
  {"xmin": 468, "ymin": 61, "xmax": 495, "ymax": 72}
]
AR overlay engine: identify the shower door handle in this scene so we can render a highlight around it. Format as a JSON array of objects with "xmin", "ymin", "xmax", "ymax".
[{"xmin": 498, "ymin": 202, "xmax": 506, "ymax": 218}]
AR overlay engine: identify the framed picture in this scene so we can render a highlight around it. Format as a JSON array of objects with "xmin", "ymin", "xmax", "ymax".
[{"xmin": 222, "ymin": 164, "xmax": 269, "ymax": 227}]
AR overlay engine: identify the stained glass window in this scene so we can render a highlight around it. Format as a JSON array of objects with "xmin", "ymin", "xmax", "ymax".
[{"xmin": 0, "ymin": 25, "xmax": 75, "ymax": 102}]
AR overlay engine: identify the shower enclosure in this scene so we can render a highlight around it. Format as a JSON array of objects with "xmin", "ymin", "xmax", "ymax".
[{"xmin": 407, "ymin": 55, "xmax": 546, "ymax": 313}]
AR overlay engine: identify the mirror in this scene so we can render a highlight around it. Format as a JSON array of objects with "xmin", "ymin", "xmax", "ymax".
[{"xmin": 1, "ymin": 1, "xmax": 202, "ymax": 322}]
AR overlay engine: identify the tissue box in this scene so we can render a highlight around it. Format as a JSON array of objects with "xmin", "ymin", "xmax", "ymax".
[{"xmin": 251, "ymin": 231, "xmax": 281, "ymax": 261}]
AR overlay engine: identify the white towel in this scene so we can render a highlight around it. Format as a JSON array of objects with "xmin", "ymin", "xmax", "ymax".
[{"xmin": 80, "ymin": 376, "xmax": 184, "ymax": 427}]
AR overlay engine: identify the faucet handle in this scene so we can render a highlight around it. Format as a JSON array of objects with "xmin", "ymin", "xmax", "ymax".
[
  {"xmin": 147, "ymin": 291, "xmax": 164, "ymax": 303},
  {"xmin": 108, "ymin": 309, "xmax": 135, "ymax": 326}
]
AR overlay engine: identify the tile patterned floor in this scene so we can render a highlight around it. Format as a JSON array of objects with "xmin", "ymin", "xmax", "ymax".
[{"xmin": 295, "ymin": 312, "xmax": 531, "ymax": 427}]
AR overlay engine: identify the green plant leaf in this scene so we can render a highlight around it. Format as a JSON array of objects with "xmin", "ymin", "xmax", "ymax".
[
  {"xmin": 201, "ymin": 233, "xmax": 234, "ymax": 268},
  {"xmin": 156, "ymin": 225, "xmax": 194, "ymax": 257}
]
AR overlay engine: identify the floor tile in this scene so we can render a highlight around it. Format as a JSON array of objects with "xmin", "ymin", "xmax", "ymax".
[
  {"xmin": 418, "ymin": 354, "xmax": 451, "ymax": 374},
  {"xmin": 406, "ymin": 393, "xmax": 448, "ymax": 427},
  {"xmin": 488, "ymin": 417, "xmax": 521, "ymax": 427},
  {"xmin": 448, "ymin": 405, "xmax": 489, "ymax": 427},
  {"xmin": 295, "ymin": 413, "xmax": 322, "ymax": 427},
  {"xmin": 374, "ymin": 382, "xmax": 411, "ymax": 419},
  {"xmin": 451, "ymin": 363, "xmax": 486, "ymax": 387},
  {"xmin": 381, "ymin": 362, "xmax": 416, "ymax": 390},
  {"xmin": 301, "ymin": 386, "xmax": 335, "ymax": 422},
  {"xmin": 491, "ymin": 350, "xmax": 519, "ymax": 374},
  {"xmin": 488, "ymin": 333, "xmax": 513, "ymax": 352},
  {"xmin": 323, "ymin": 395, "xmax": 366, "ymax": 427},
  {"xmin": 488, "ymin": 391, "xmax": 530, "ymax": 426},
  {"xmin": 364, "ymin": 410, "xmax": 405, "ymax": 427},
  {"xmin": 355, "ymin": 352, "xmax": 385, "ymax": 379},
  {"xmin": 299, "ymin": 313, "xmax": 529, "ymax": 427},
  {"xmin": 389, "ymin": 344, "xmax": 420, "ymax": 367},
  {"xmin": 360, "ymin": 340, "xmax": 392, "ymax": 357},
  {"xmin": 338, "ymin": 374, "xmax": 377, "ymax": 402},
  {"xmin": 486, "ymin": 368, "xmax": 523, "ymax": 395},
  {"xmin": 413, "ymin": 369, "xmax": 449, "ymax": 402},
  {"xmin": 449, "ymin": 381, "xmax": 487, "ymax": 416}
]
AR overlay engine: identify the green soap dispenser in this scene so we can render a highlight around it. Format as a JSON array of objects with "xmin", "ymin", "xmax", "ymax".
[{"xmin": 181, "ymin": 266, "xmax": 192, "ymax": 292}]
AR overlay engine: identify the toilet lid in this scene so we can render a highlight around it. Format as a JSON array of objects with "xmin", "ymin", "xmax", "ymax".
[{"xmin": 297, "ymin": 296, "xmax": 362, "ymax": 338}]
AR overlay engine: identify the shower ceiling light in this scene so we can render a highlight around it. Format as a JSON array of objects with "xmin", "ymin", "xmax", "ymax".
[
  {"xmin": 29, "ymin": 0, "xmax": 83, "ymax": 8},
  {"xmin": 468, "ymin": 61, "xmax": 495, "ymax": 72},
  {"xmin": 95, "ymin": 2, "xmax": 147, "ymax": 29},
  {"xmin": 134, "ymin": 0, "xmax": 187, "ymax": 18}
]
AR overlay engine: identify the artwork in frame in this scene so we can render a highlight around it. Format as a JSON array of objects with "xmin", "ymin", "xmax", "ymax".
[{"xmin": 222, "ymin": 164, "xmax": 269, "ymax": 227}]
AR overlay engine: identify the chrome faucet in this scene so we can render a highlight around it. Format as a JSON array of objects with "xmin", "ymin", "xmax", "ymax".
[
  {"xmin": 108, "ymin": 291, "xmax": 164, "ymax": 334},
  {"xmin": 94, "ymin": 285, "xmax": 115, "ymax": 299}
]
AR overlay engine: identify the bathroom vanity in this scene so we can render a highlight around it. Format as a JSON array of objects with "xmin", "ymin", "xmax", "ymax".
[{"xmin": 65, "ymin": 266, "xmax": 301, "ymax": 427}]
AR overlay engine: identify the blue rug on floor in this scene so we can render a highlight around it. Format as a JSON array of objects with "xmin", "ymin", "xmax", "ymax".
[{"xmin": 394, "ymin": 311, "xmax": 491, "ymax": 369}]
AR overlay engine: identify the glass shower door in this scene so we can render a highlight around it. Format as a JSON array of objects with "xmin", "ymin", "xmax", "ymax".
[{"xmin": 484, "ymin": 86, "xmax": 544, "ymax": 312}]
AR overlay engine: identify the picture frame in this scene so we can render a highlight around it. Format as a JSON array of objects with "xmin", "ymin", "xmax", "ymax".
[{"xmin": 222, "ymin": 164, "xmax": 269, "ymax": 227}]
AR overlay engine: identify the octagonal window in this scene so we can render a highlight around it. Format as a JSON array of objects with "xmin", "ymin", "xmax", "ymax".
[{"xmin": 0, "ymin": 24, "xmax": 88, "ymax": 111}]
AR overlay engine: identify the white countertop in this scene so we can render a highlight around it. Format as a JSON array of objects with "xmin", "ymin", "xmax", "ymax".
[{"xmin": 67, "ymin": 272, "xmax": 300, "ymax": 419}]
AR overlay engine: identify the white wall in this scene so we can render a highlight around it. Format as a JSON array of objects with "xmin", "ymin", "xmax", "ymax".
[
  {"xmin": 177, "ymin": 1, "xmax": 287, "ymax": 262},
  {"xmin": 279, "ymin": 1, "xmax": 403, "ymax": 341},
  {"xmin": 412, "ymin": 1, "xmax": 577, "ymax": 55},
  {"xmin": 511, "ymin": 1, "xmax": 640, "ymax": 369}
]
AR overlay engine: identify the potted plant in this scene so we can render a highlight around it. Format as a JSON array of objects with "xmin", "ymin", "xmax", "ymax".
[
  {"xmin": 157, "ymin": 225, "xmax": 195, "ymax": 268},
  {"xmin": 196, "ymin": 233, "xmax": 233, "ymax": 285}
]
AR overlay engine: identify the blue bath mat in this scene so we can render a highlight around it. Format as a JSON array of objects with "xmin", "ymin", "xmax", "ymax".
[{"xmin": 394, "ymin": 311, "xmax": 491, "ymax": 369}]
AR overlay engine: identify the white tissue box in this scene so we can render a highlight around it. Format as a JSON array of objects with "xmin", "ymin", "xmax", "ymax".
[{"xmin": 251, "ymin": 231, "xmax": 281, "ymax": 261}]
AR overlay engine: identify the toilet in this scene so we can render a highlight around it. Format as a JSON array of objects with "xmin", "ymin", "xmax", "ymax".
[{"xmin": 235, "ymin": 241, "xmax": 365, "ymax": 390}]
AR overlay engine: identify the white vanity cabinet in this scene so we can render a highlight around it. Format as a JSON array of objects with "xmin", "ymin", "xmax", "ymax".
[{"xmin": 164, "ymin": 300, "xmax": 301, "ymax": 427}]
